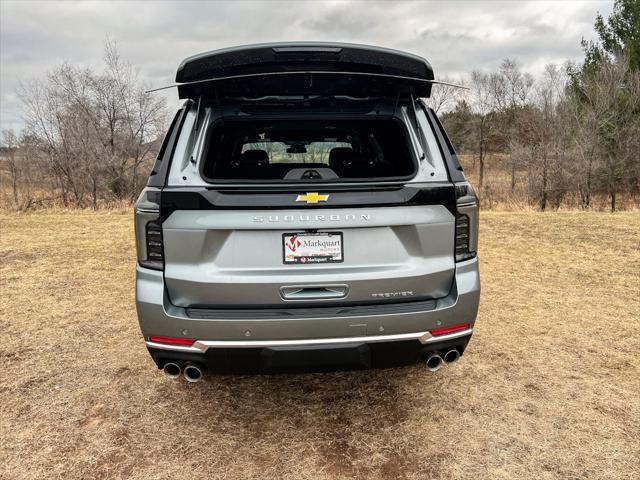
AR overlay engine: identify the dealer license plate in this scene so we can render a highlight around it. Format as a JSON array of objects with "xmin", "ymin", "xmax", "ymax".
[{"xmin": 283, "ymin": 232, "xmax": 343, "ymax": 264}]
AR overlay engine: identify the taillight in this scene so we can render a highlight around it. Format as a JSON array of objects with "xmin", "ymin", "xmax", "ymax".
[
  {"xmin": 135, "ymin": 187, "xmax": 164, "ymax": 270},
  {"xmin": 145, "ymin": 221, "xmax": 163, "ymax": 262},
  {"xmin": 454, "ymin": 182, "xmax": 478, "ymax": 262}
]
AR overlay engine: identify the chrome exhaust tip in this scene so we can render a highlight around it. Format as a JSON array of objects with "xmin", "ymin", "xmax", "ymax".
[
  {"xmin": 443, "ymin": 349, "xmax": 461, "ymax": 365},
  {"xmin": 183, "ymin": 362, "xmax": 204, "ymax": 383},
  {"xmin": 425, "ymin": 353, "xmax": 444, "ymax": 372},
  {"xmin": 162, "ymin": 362, "xmax": 182, "ymax": 379}
]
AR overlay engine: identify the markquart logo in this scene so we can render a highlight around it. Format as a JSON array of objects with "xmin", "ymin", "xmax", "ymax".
[
  {"xmin": 253, "ymin": 213, "xmax": 371, "ymax": 222},
  {"xmin": 300, "ymin": 239, "xmax": 341, "ymax": 247}
]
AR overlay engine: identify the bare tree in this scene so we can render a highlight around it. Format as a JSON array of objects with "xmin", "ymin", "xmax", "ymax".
[
  {"xmin": 2, "ymin": 130, "xmax": 26, "ymax": 209},
  {"xmin": 426, "ymin": 76, "xmax": 467, "ymax": 114},
  {"xmin": 101, "ymin": 41, "xmax": 167, "ymax": 201},
  {"xmin": 469, "ymin": 71, "xmax": 496, "ymax": 188},
  {"xmin": 564, "ymin": 61, "xmax": 599, "ymax": 210},
  {"xmin": 17, "ymin": 40, "xmax": 167, "ymax": 208},
  {"xmin": 499, "ymin": 59, "xmax": 535, "ymax": 109},
  {"xmin": 19, "ymin": 76, "xmax": 87, "ymax": 206},
  {"xmin": 491, "ymin": 59, "xmax": 535, "ymax": 191},
  {"xmin": 534, "ymin": 64, "xmax": 569, "ymax": 210}
]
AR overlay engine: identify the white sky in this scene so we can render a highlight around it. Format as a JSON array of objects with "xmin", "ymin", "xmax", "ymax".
[{"xmin": 0, "ymin": 0, "xmax": 613, "ymax": 132}]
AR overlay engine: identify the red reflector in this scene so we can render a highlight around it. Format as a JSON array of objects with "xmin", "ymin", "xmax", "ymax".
[
  {"xmin": 430, "ymin": 324, "xmax": 470, "ymax": 337},
  {"xmin": 149, "ymin": 336, "xmax": 195, "ymax": 346}
]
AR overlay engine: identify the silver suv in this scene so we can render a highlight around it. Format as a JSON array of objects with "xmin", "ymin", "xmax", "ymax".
[{"xmin": 135, "ymin": 43, "xmax": 479, "ymax": 381}]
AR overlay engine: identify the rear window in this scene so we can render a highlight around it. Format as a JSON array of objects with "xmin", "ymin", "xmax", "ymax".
[{"xmin": 200, "ymin": 119, "xmax": 416, "ymax": 182}]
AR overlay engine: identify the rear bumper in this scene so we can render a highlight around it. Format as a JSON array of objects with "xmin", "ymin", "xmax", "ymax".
[
  {"xmin": 135, "ymin": 257, "xmax": 480, "ymax": 372},
  {"xmin": 147, "ymin": 333, "xmax": 472, "ymax": 374}
]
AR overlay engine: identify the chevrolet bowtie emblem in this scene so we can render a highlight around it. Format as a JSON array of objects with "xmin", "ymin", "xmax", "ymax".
[{"xmin": 296, "ymin": 192, "xmax": 330, "ymax": 204}]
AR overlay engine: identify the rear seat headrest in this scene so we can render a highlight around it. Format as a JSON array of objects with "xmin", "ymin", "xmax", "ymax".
[
  {"xmin": 329, "ymin": 147, "xmax": 371, "ymax": 168},
  {"xmin": 233, "ymin": 149, "xmax": 269, "ymax": 167},
  {"xmin": 329, "ymin": 147, "xmax": 354, "ymax": 169}
]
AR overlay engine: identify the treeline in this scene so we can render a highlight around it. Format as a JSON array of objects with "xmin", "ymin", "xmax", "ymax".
[
  {"xmin": 432, "ymin": 0, "xmax": 640, "ymax": 211},
  {"xmin": 1, "ymin": 42, "xmax": 167, "ymax": 210},
  {"xmin": 435, "ymin": 56, "xmax": 639, "ymax": 211}
]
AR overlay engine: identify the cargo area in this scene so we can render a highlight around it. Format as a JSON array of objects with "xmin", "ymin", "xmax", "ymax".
[{"xmin": 200, "ymin": 118, "xmax": 417, "ymax": 182}]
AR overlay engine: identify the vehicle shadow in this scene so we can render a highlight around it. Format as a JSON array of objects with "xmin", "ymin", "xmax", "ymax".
[{"xmin": 172, "ymin": 365, "xmax": 435, "ymax": 439}]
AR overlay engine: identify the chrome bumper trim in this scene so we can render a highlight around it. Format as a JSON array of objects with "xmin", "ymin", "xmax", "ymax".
[{"xmin": 145, "ymin": 328, "xmax": 473, "ymax": 353}]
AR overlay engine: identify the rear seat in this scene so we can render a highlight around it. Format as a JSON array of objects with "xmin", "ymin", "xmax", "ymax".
[
  {"xmin": 221, "ymin": 148, "xmax": 383, "ymax": 179},
  {"xmin": 329, "ymin": 147, "xmax": 353, "ymax": 173},
  {"xmin": 328, "ymin": 146, "xmax": 389, "ymax": 178},
  {"xmin": 231, "ymin": 150, "xmax": 269, "ymax": 167},
  {"xmin": 226, "ymin": 150, "xmax": 270, "ymax": 179}
]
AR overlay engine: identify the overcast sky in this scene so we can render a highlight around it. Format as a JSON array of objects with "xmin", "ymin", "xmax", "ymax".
[{"xmin": 0, "ymin": 0, "xmax": 612, "ymax": 132}]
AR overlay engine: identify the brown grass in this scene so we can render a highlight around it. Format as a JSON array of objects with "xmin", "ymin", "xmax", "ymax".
[{"xmin": 1, "ymin": 211, "xmax": 639, "ymax": 479}]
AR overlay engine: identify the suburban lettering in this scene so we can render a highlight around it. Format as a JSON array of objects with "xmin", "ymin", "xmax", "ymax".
[{"xmin": 251, "ymin": 213, "xmax": 372, "ymax": 222}]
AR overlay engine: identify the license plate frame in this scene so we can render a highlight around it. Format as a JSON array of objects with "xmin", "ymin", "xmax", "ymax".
[{"xmin": 282, "ymin": 232, "xmax": 344, "ymax": 264}]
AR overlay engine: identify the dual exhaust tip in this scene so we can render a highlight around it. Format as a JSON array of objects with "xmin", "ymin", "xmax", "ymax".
[
  {"xmin": 425, "ymin": 349, "xmax": 460, "ymax": 372},
  {"xmin": 162, "ymin": 362, "xmax": 204, "ymax": 383}
]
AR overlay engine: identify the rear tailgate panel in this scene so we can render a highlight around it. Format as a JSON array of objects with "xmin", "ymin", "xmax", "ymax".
[{"xmin": 161, "ymin": 186, "xmax": 456, "ymax": 308}]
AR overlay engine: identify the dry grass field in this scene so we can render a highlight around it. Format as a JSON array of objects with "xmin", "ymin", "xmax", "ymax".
[{"xmin": 1, "ymin": 210, "xmax": 639, "ymax": 480}]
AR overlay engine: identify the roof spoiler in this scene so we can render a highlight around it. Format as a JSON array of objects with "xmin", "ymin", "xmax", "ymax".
[{"xmin": 147, "ymin": 42, "xmax": 466, "ymax": 99}]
